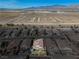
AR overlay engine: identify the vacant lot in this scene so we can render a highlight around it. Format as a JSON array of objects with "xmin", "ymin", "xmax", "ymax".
[
  {"xmin": 0, "ymin": 12, "xmax": 21, "ymax": 24},
  {"xmin": 0, "ymin": 11, "xmax": 79, "ymax": 25},
  {"xmin": 0, "ymin": 12, "xmax": 20, "ymax": 19}
]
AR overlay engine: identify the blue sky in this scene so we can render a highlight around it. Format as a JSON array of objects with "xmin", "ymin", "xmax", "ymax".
[{"xmin": 0, "ymin": 0, "xmax": 79, "ymax": 8}]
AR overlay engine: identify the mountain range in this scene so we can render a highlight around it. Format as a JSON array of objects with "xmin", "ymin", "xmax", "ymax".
[{"xmin": 0, "ymin": 5, "xmax": 79, "ymax": 11}]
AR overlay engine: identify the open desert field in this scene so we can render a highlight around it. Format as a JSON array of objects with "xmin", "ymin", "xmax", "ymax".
[
  {"xmin": 0, "ymin": 11, "xmax": 79, "ymax": 26},
  {"xmin": 0, "ymin": 12, "xmax": 21, "ymax": 24}
]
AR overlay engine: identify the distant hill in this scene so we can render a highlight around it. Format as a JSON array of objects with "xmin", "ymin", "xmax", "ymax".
[
  {"xmin": 25, "ymin": 5, "xmax": 67, "ymax": 10},
  {"xmin": 24, "ymin": 5, "xmax": 79, "ymax": 11},
  {"xmin": 0, "ymin": 5, "xmax": 79, "ymax": 12}
]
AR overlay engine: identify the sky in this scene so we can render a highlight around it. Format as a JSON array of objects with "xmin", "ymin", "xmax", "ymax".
[{"xmin": 0, "ymin": 0, "xmax": 79, "ymax": 8}]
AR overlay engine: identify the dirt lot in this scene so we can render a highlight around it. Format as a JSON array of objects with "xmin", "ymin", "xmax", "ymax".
[
  {"xmin": 0, "ymin": 12, "xmax": 20, "ymax": 19},
  {"xmin": 0, "ymin": 11, "xmax": 79, "ymax": 25},
  {"xmin": 0, "ymin": 12, "xmax": 21, "ymax": 24}
]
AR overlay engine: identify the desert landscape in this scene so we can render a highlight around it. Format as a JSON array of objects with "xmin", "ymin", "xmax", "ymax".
[
  {"xmin": 0, "ymin": 10, "xmax": 79, "ymax": 26},
  {"xmin": 0, "ymin": 6, "xmax": 79, "ymax": 59}
]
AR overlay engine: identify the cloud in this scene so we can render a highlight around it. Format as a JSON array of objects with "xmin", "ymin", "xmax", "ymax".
[{"xmin": 0, "ymin": 0, "xmax": 19, "ymax": 8}]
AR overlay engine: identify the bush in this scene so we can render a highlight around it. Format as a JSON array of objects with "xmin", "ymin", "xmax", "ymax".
[{"xmin": 6, "ymin": 24, "xmax": 14, "ymax": 26}]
